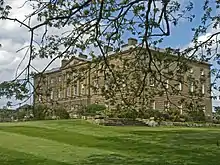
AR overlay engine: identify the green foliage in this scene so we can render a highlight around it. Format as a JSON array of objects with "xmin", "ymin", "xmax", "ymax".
[
  {"xmin": 0, "ymin": 109, "xmax": 14, "ymax": 122},
  {"xmin": 54, "ymin": 107, "xmax": 69, "ymax": 119},
  {"xmin": 33, "ymin": 105, "xmax": 70, "ymax": 120},
  {"xmin": 16, "ymin": 111, "xmax": 26, "ymax": 120},
  {"xmin": 144, "ymin": 109, "xmax": 163, "ymax": 120},
  {"xmin": 0, "ymin": 81, "xmax": 29, "ymax": 101},
  {"xmin": 33, "ymin": 105, "xmax": 47, "ymax": 120},
  {"xmin": 214, "ymin": 106, "xmax": 220, "ymax": 115},
  {"xmin": 166, "ymin": 109, "xmax": 182, "ymax": 122},
  {"xmin": 188, "ymin": 109, "xmax": 206, "ymax": 122},
  {"xmin": 84, "ymin": 104, "xmax": 106, "ymax": 116},
  {"xmin": 16, "ymin": 105, "xmax": 33, "ymax": 121},
  {"xmin": 137, "ymin": 108, "xmax": 205, "ymax": 122},
  {"xmin": 213, "ymin": 119, "xmax": 220, "ymax": 124},
  {"xmin": 118, "ymin": 108, "xmax": 139, "ymax": 120}
]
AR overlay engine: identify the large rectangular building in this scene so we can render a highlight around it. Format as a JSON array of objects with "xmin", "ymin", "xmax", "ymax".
[{"xmin": 34, "ymin": 38, "xmax": 212, "ymax": 117}]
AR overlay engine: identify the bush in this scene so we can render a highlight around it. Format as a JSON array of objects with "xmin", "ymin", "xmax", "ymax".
[
  {"xmin": 33, "ymin": 105, "xmax": 70, "ymax": 120},
  {"xmin": 84, "ymin": 104, "xmax": 106, "ymax": 116},
  {"xmin": 54, "ymin": 107, "xmax": 70, "ymax": 119},
  {"xmin": 188, "ymin": 109, "xmax": 206, "ymax": 122},
  {"xmin": 160, "ymin": 113, "xmax": 170, "ymax": 121},
  {"xmin": 167, "ymin": 109, "xmax": 181, "ymax": 122},
  {"xmin": 17, "ymin": 110, "xmax": 27, "ymax": 120},
  {"xmin": 213, "ymin": 119, "xmax": 220, "ymax": 124},
  {"xmin": 141, "ymin": 108, "xmax": 193, "ymax": 122},
  {"xmin": 33, "ymin": 105, "xmax": 47, "ymax": 120},
  {"xmin": 118, "ymin": 108, "xmax": 139, "ymax": 120},
  {"xmin": 75, "ymin": 105, "xmax": 86, "ymax": 116},
  {"xmin": 142, "ymin": 109, "xmax": 164, "ymax": 121},
  {"xmin": 105, "ymin": 108, "xmax": 118, "ymax": 118}
]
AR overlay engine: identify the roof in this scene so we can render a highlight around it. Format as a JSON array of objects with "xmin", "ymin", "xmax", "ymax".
[
  {"xmin": 61, "ymin": 56, "xmax": 91, "ymax": 68},
  {"xmin": 106, "ymin": 44, "xmax": 210, "ymax": 66},
  {"xmin": 44, "ymin": 67, "xmax": 60, "ymax": 74},
  {"xmin": 37, "ymin": 44, "xmax": 210, "ymax": 76}
]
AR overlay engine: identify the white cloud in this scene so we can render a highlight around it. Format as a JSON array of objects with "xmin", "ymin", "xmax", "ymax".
[{"xmin": 0, "ymin": 0, "xmax": 61, "ymax": 108}]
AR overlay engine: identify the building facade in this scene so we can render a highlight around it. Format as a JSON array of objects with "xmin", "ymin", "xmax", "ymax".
[{"xmin": 34, "ymin": 38, "xmax": 212, "ymax": 117}]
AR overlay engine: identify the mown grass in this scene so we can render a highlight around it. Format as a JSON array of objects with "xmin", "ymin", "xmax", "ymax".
[{"xmin": 0, "ymin": 120, "xmax": 220, "ymax": 165}]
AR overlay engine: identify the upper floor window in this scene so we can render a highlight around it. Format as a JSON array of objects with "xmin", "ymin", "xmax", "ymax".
[
  {"xmin": 50, "ymin": 91, "xmax": 54, "ymax": 100},
  {"xmin": 150, "ymin": 100, "xmax": 156, "ymax": 110},
  {"xmin": 164, "ymin": 101, "xmax": 169, "ymax": 111},
  {"xmin": 190, "ymin": 81, "xmax": 194, "ymax": 92},
  {"xmin": 38, "ymin": 94, "xmax": 42, "ymax": 102},
  {"xmin": 149, "ymin": 76, "xmax": 155, "ymax": 87},
  {"xmin": 93, "ymin": 79, "xmax": 99, "ymax": 88},
  {"xmin": 202, "ymin": 84, "xmax": 205, "ymax": 94},
  {"xmin": 165, "ymin": 79, "xmax": 169, "ymax": 89},
  {"xmin": 104, "ymin": 83, "xmax": 109, "ymax": 90},
  {"xmin": 201, "ymin": 69, "xmax": 205, "ymax": 76},
  {"xmin": 58, "ymin": 89, "xmax": 61, "ymax": 99},
  {"xmin": 81, "ymin": 83, "xmax": 86, "ymax": 95},
  {"xmin": 72, "ymin": 72, "xmax": 76, "ymax": 79},
  {"xmin": 58, "ymin": 77, "xmax": 62, "ymax": 82},
  {"xmin": 178, "ymin": 82, "xmax": 182, "ymax": 91},
  {"xmin": 74, "ymin": 83, "xmax": 78, "ymax": 96},
  {"xmin": 51, "ymin": 78, "xmax": 54, "ymax": 84},
  {"xmin": 201, "ymin": 105, "xmax": 206, "ymax": 113},
  {"xmin": 67, "ymin": 86, "xmax": 71, "ymax": 97}
]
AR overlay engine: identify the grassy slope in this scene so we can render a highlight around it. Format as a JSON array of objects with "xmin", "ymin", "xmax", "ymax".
[{"xmin": 0, "ymin": 120, "xmax": 220, "ymax": 165}]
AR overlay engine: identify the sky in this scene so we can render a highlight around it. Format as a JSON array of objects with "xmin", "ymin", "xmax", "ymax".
[{"xmin": 0, "ymin": 0, "xmax": 220, "ymax": 109}]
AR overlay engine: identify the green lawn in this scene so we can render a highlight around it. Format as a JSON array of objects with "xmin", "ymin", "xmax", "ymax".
[{"xmin": 0, "ymin": 120, "xmax": 220, "ymax": 165}]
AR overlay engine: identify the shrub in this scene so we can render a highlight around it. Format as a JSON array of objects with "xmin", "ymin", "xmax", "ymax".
[
  {"xmin": 75, "ymin": 105, "xmax": 86, "ymax": 116},
  {"xmin": 54, "ymin": 107, "xmax": 70, "ymax": 119},
  {"xmin": 188, "ymin": 109, "xmax": 206, "ymax": 122},
  {"xmin": 213, "ymin": 119, "xmax": 220, "ymax": 124},
  {"xmin": 33, "ymin": 105, "xmax": 47, "ymax": 120},
  {"xmin": 167, "ymin": 109, "xmax": 181, "ymax": 122},
  {"xmin": 143, "ymin": 109, "xmax": 164, "ymax": 121},
  {"xmin": 105, "ymin": 108, "xmax": 118, "ymax": 118},
  {"xmin": 84, "ymin": 104, "xmax": 106, "ymax": 116},
  {"xmin": 118, "ymin": 108, "xmax": 139, "ymax": 120},
  {"xmin": 17, "ymin": 110, "xmax": 27, "ymax": 120},
  {"xmin": 160, "ymin": 113, "xmax": 170, "ymax": 121}
]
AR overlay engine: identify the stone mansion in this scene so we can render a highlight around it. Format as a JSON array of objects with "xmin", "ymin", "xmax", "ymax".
[{"xmin": 34, "ymin": 38, "xmax": 212, "ymax": 117}]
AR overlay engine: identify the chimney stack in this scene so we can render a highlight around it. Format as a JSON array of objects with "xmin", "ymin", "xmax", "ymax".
[{"xmin": 128, "ymin": 38, "xmax": 138, "ymax": 46}]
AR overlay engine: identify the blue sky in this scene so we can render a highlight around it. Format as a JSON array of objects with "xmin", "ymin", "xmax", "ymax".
[{"xmin": 160, "ymin": 0, "xmax": 205, "ymax": 48}]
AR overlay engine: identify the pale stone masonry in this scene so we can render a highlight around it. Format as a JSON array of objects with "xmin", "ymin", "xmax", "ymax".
[{"xmin": 34, "ymin": 38, "xmax": 212, "ymax": 117}]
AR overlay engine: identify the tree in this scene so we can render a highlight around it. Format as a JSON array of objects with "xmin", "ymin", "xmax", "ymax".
[
  {"xmin": 0, "ymin": 0, "xmax": 218, "ymax": 114},
  {"xmin": 214, "ymin": 106, "xmax": 220, "ymax": 115}
]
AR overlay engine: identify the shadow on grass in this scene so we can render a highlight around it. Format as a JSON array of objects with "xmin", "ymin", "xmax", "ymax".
[
  {"xmin": 81, "ymin": 154, "xmax": 152, "ymax": 165},
  {"xmin": 80, "ymin": 153, "xmax": 214, "ymax": 165},
  {"xmin": 1, "ymin": 126, "xmax": 220, "ymax": 165},
  {"xmin": 0, "ymin": 147, "xmax": 72, "ymax": 165},
  {"xmin": 96, "ymin": 134, "xmax": 220, "ymax": 164}
]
